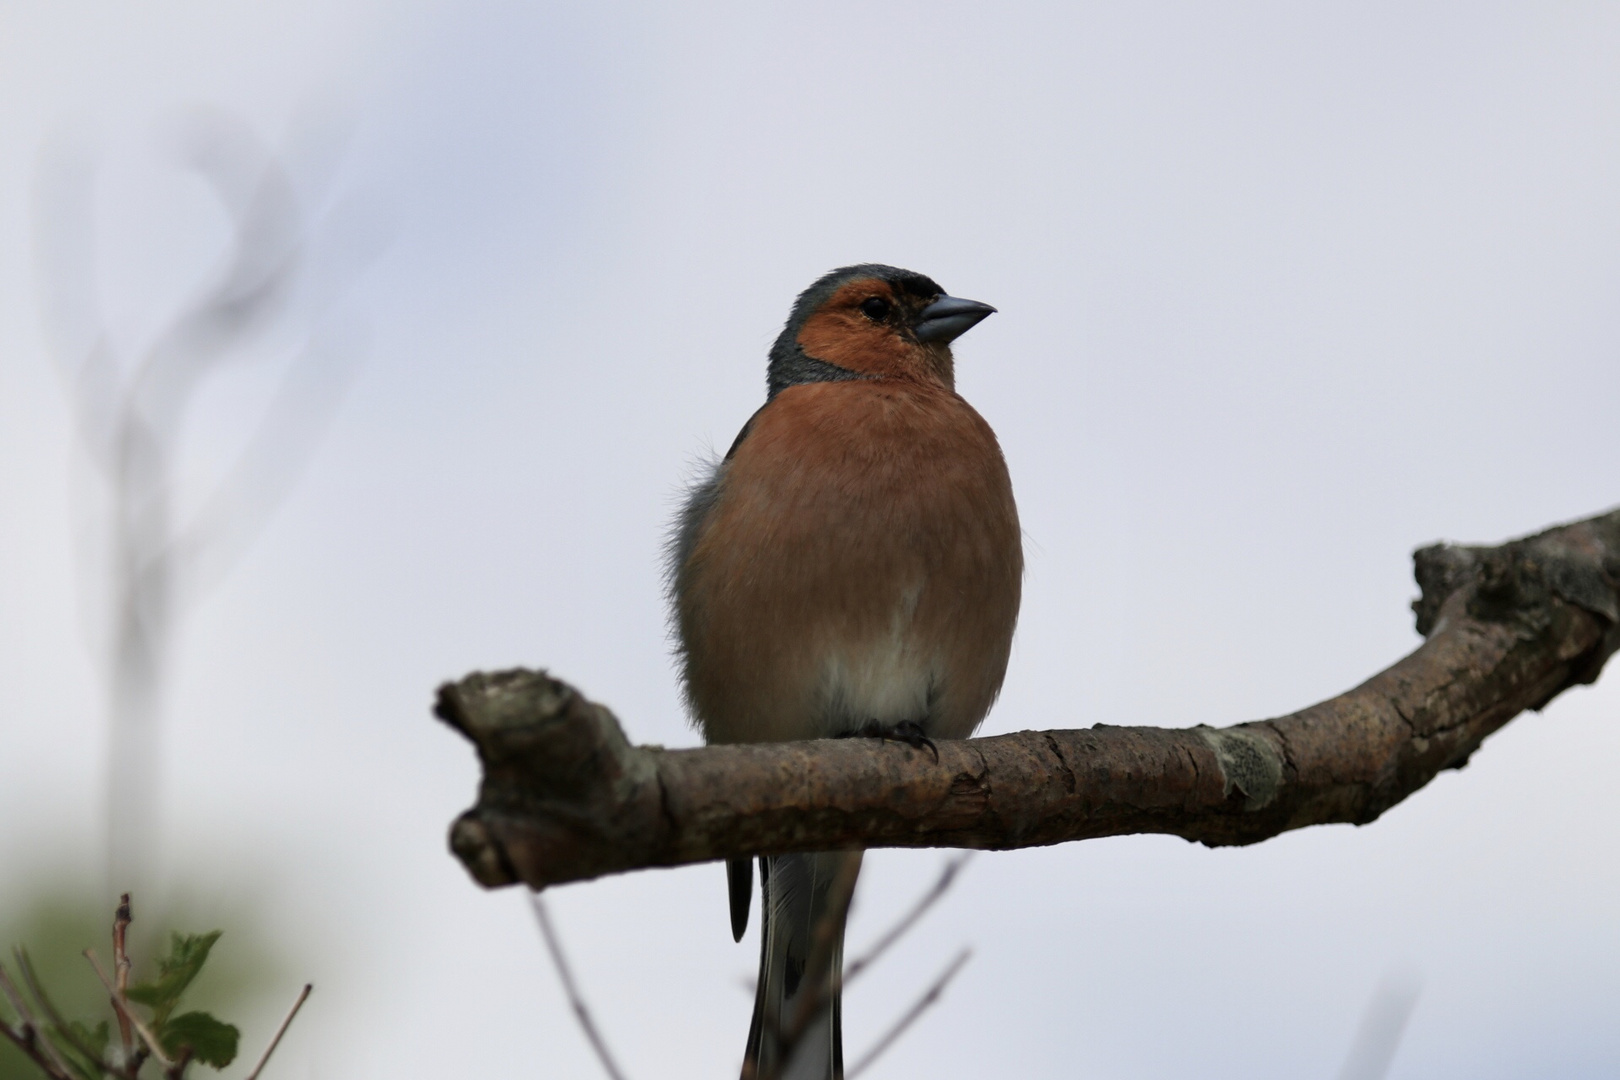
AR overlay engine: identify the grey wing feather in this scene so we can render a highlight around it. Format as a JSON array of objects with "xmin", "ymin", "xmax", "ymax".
[
  {"xmin": 665, "ymin": 408, "xmax": 760, "ymax": 601},
  {"xmin": 667, "ymin": 413, "xmax": 760, "ymax": 942},
  {"xmin": 667, "ymin": 456, "xmax": 724, "ymax": 593}
]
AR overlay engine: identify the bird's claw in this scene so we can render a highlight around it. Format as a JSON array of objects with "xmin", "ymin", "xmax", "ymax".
[{"xmin": 846, "ymin": 719, "xmax": 939, "ymax": 763}]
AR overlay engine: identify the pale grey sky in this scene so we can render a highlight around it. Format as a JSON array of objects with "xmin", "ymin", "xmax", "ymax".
[{"xmin": 2, "ymin": 4, "xmax": 1617, "ymax": 1078}]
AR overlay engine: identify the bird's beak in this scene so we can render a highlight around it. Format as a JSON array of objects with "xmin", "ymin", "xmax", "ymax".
[{"xmin": 913, "ymin": 294, "xmax": 997, "ymax": 344}]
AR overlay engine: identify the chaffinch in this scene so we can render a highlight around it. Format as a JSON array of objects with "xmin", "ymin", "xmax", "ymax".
[{"xmin": 669, "ymin": 264, "xmax": 1021, "ymax": 1080}]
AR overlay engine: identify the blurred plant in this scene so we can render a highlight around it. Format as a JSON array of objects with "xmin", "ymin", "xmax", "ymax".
[
  {"xmin": 33, "ymin": 107, "xmax": 383, "ymax": 895},
  {"xmin": 0, "ymin": 858, "xmax": 301, "ymax": 1080},
  {"xmin": 0, "ymin": 895, "xmax": 308, "ymax": 1080}
]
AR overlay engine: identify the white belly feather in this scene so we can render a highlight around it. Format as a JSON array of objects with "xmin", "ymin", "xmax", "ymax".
[{"xmin": 808, "ymin": 582, "xmax": 936, "ymax": 737}]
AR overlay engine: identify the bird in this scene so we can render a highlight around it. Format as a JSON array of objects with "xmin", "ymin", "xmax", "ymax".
[{"xmin": 668, "ymin": 264, "xmax": 1022, "ymax": 1080}]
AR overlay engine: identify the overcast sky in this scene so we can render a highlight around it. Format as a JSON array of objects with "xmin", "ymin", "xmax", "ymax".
[{"xmin": 2, "ymin": 4, "xmax": 1618, "ymax": 1078}]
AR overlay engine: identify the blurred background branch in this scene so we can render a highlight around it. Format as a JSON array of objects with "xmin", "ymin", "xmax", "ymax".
[
  {"xmin": 5, "ymin": 106, "xmax": 377, "ymax": 1080},
  {"xmin": 32, "ymin": 108, "xmax": 383, "ymax": 899},
  {"xmin": 1336, "ymin": 974, "xmax": 1422, "ymax": 1080}
]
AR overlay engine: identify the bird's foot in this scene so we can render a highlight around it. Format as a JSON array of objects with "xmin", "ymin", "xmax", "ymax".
[{"xmin": 845, "ymin": 719, "xmax": 939, "ymax": 763}]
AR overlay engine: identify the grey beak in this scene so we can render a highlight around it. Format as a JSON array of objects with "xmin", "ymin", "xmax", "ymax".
[{"xmin": 913, "ymin": 294, "xmax": 997, "ymax": 344}]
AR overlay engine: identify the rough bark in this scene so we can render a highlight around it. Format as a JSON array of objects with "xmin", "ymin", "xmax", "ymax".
[{"xmin": 436, "ymin": 508, "xmax": 1620, "ymax": 891}]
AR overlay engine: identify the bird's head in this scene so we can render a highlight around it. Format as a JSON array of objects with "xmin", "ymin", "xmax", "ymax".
[{"xmin": 767, "ymin": 264, "xmax": 995, "ymax": 398}]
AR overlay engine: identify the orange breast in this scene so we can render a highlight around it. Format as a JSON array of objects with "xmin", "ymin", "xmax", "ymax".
[{"xmin": 675, "ymin": 379, "xmax": 1022, "ymax": 744}]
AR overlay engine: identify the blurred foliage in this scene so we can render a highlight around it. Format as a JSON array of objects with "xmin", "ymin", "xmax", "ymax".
[{"xmin": 0, "ymin": 881, "xmax": 294, "ymax": 1080}]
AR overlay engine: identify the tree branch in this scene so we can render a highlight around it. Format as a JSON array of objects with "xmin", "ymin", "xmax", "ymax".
[{"xmin": 436, "ymin": 507, "xmax": 1620, "ymax": 892}]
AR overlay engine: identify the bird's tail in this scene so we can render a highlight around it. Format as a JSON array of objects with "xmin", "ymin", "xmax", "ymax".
[{"xmin": 742, "ymin": 851, "xmax": 862, "ymax": 1080}]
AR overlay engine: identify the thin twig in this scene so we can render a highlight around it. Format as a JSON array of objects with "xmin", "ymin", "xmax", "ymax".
[
  {"xmin": 845, "ymin": 948, "xmax": 972, "ymax": 1080},
  {"xmin": 0, "ymin": 962, "xmax": 78, "ymax": 1080},
  {"xmin": 528, "ymin": 893, "xmax": 630, "ymax": 1080},
  {"xmin": 241, "ymin": 983, "xmax": 312, "ymax": 1080},
  {"xmin": 0, "ymin": 1018, "xmax": 76, "ymax": 1080},
  {"xmin": 84, "ymin": 949, "xmax": 175, "ymax": 1070},
  {"xmin": 15, "ymin": 948, "xmax": 119, "ymax": 1077},
  {"xmin": 110, "ymin": 895, "xmax": 133, "ymax": 1065},
  {"xmin": 0, "ymin": 963, "xmax": 36, "ymax": 1028},
  {"xmin": 844, "ymin": 853, "xmax": 973, "ymax": 986}
]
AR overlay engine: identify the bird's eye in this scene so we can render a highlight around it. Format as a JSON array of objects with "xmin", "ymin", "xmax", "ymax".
[{"xmin": 859, "ymin": 297, "xmax": 891, "ymax": 322}]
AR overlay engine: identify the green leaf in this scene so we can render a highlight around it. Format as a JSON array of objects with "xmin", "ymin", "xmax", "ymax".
[
  {"xmin": 68, "ymin": 1019, "xmax": 110, "ymax": 1058},
  {"xmin": 160, "ymin": 1011, "xmax": 240, "ymax": 1069},
  {"xmin": 126, "ymin": 930, "xmax": 223, "ymax": 1027}
]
